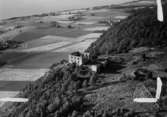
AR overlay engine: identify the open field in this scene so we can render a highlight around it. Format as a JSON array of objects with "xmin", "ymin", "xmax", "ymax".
[
  {"xmin": 78, "ymin": 33, "xmax": 102, "ymax": 39},
  {"xmin": 21, "ymin": 41, "xmax": 71, "ymax": 52},
  {"xmin": 75, "ymin": 21, "xmax": 97, "ymax": 25},
  {"xmin": 0, "ymin": 91, "xmax": 19, "ymax": 107},
  {"xmin": 1, "ymin": 1, "xmax": 164, "ymax": 116},
  {"xmin": 0, "ymin": 91, "xmax": 19, "ymax": 99},
  {"xmin": 0, "ymin": 26, "xmax": 34, "ymax": 41},
  {"xmin": 19, "ymin": 35, "xmax": 64, "ymax": 48},
  {"xmin": 0, "ymin": 68, "xmax": 48, "ymax": 81},
  {"xmin": 9, "ymin": 52, "xmax": 68, "ymax": 68},
  {"xmin": 12, "ymin": 27, "xmax": 90, "ymax": 42},
  {"xmin": 55, "ymin": 39, "xmax": 96, "ymax": 52},
  {"xmin": 0, "ymin": 81, "xmax": 31, "ymax": 91},
  {"xmin": 83, "ymin": 26, "xmax": 109, "ymax": 31},
  {"xmin": 0, "ymin": 5, "xmax": 131, "ymax": 107}
]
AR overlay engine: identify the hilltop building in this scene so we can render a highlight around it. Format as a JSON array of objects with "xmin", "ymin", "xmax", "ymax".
[
  {"xmin": 68, "ymin": 52, "xmax": 90, "ymax": 66},
  {"xmin": 68, "ymin": 51, "xmax": 108, "ymax": 73}
]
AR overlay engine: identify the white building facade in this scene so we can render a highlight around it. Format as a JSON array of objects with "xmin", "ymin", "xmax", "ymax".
[
  {"xmin": 68, "ymin": 52, "xmax": 90, "ymax": 66},
  {"xmin": 68, "ymin": 54, "xmax": 83, "ymax": 66}
]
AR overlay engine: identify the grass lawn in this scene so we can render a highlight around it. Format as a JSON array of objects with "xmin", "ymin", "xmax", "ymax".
[
  {"xmin": 8, "ymin": 52, "xmax": 68, "ymax": 68},
  {"xmin": 0, "ymin": 81, "xmax": 31, "ymax": 91},
  {"xmin": 13, "ymin": 27, "xmax": 90, "ymax": 42}
]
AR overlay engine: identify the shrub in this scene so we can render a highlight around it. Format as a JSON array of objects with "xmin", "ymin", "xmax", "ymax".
[{"xmin": 87, "ymin": 5, "xmax": 167, "ymax": 55}]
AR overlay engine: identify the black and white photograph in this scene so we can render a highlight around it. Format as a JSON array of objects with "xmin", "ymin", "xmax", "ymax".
[{"xmin": 0, "ymin": 0, "xmax": 167, "ymax": 116}]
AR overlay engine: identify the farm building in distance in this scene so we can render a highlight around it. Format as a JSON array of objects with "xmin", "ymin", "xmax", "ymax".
[
  {"xmin": 68, "ymin": 51, "xmax": 90, "ymax": 66},
  {"xmin": 68, "ymin": 51, "xmax": 108, "ymax": 72}
]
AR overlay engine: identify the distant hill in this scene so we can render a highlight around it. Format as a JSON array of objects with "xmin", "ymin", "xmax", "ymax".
[
  {"xmin": 87, "ymin": 4, "xmax": 167, "ymax": 55},
  {"xmin": 122, "ymin": 0, "xmax": 154, "ymax": 7},
  {"xmin": 3, "ymin": 3, "xmax": 167, "ymax": 117}
]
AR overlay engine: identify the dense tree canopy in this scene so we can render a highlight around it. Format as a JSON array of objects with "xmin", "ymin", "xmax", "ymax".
[{"xmin": 87, "ymin": 4, "xmax": 167, "ymax": 55}]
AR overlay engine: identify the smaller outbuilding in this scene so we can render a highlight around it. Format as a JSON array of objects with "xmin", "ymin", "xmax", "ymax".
[{"xmin": 68, "ymin": 51, "xmax": 109, "ymax": 73}]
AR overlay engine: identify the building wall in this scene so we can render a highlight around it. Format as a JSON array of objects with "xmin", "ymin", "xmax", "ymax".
[
  {"xmin": 88, "ymin": 65, "xmax": 98, "ymax": 72},
  {"xmin": 69, "ymin": 53, "xmax": 100, "ymax": 72},
  {"xmin": 83, "ymin": 52, "xmax": 90, "ymax": 59},
  {"xmin": 68, "ymin": 54, "xmax": 83, "ymax": 66}
]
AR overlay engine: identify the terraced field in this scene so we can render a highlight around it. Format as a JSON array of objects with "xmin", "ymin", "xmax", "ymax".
[{"xmin": 0, "ymin": 6, "xmax": 128, "ymax": 107}]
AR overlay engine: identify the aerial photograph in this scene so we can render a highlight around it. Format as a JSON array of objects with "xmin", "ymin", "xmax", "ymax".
[{"xmin": 0, "ymin": 0, "xmax": 167, "ymax": 116}]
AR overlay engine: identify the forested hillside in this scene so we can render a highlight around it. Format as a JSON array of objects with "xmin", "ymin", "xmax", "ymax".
[
  {"xmin": 5, "ymin": 62, "xmax": 101, "ymax": 117},
  {"xmin": 87, "ymin": 4, "xmax": 167, "ymax": 55},
  {"xmin": 3, "ymin": 2, "xmax": 167, "ymax": 117}
]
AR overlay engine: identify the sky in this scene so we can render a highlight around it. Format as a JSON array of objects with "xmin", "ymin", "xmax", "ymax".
[{"xmin": 0, "ymin": 0, "xmax": 134, "ymax": 19}]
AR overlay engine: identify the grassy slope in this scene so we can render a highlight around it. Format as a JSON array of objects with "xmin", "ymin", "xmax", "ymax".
[
  {"xmin": 3, "ymin": 3, "xmax": 167, "ymax": 117},
  {"xmin": 87, "ymin": 5, "xmax": 167, "ymax": 55}
]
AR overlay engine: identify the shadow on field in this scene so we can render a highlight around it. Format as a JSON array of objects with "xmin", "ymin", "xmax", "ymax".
[
  {"xmin": 0, "ymin": 51, "xmax": 68, "ymax": 69},
  {"xmin": 0, "ymin": 81, "xmax": 32, "ymax": 91},
  {"xmin": 101, "ymin": 61, "xmax": 125, "ymax": 74}
]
